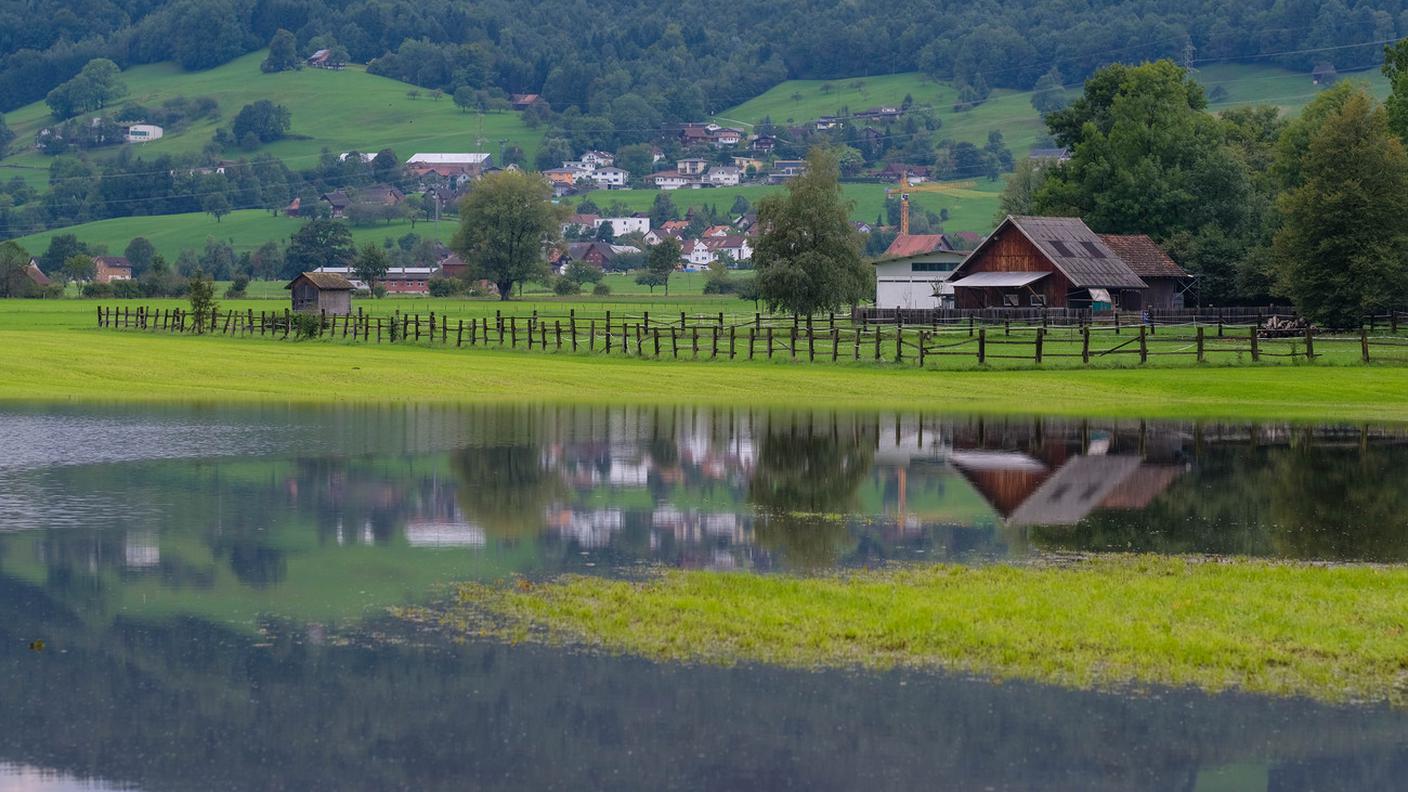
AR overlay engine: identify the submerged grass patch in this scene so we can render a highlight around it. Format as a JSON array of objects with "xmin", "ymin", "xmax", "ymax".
[{"xmin": 427, "ymin": 556, "xmax": 1408, "ymax": 705}]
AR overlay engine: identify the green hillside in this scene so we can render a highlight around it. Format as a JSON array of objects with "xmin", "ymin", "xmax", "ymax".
[
  {"xmin": 0, "ymin": 50, "xmax": 543, "ymax": 178},
  {"xmin": 10, "ymin": 179, "xmax": 1007, "ymax": 260},
  {"xmin": 1196, "ymin": 64, "xmax": 1390, "ymax": 112},
  {"xmin": 9, "ymin": 209, "xmax": 459, "ymax": 261},
  {"xmin": 715, "ymin": 72, "xmax": 1050, "ymax": 157}
]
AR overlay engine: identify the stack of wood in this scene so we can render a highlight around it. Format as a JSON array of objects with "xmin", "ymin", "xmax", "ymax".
[{"xmin": 1258, "ymin": 316, "xmax": 1315, "ymax": 338}]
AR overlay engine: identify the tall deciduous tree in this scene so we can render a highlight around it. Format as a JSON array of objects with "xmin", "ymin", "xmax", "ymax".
[
  {"xmin": 1272, "ymin": 90, "xmax": 1408, "ymax": 328},
  {"xmin": 187, "ymin": 269, "xmax": 218, "ymax": 333},
  {"xmin": 752, "ymin": 148, "xmax": 867, "ymax": 315},
  {"xmin": 1382, "ymin": 39, "xmax": 1408, "ymax": 141},
  {"xmin": 637, "ymin": 237, "xmax": 678, "ymax": 294},
  {"xmin": 261, "ymin": 29, "xmax": 301, "ymax": 73},
  {"xmin": 124, "ymin": 237, "xmax": 156, "ymax": 275},
  {"xmin": 286, "ymin": 218, "xmax": 355, "ymax": 277},
  {"xmin": 0, "ymin": 241, "xmax": 36, "ymax": 298},
  {"xmin": 353, "ymin": 242, "xmax": 390, "ymax": 295},
  {"xmin": 451, "ymin": 170, "xmax": 563, "ymax": 300}
]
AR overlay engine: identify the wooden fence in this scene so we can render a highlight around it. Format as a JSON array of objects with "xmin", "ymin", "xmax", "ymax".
[{"xmin": 95, "ymin": 305, "xmax": 1408, "ymax": 367}]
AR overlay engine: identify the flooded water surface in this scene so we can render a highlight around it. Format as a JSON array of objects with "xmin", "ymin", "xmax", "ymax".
[{"xmin": 2, "ymin": 404, "xmax": 1406, "ymax": 790}]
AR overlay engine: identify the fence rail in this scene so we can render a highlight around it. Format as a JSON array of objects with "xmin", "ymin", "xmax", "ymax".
[{"xmin": 94, "ymin": 305, "xmax": 1408, "ymax": 368}]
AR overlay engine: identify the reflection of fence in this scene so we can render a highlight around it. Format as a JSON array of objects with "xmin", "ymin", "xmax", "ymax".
[{"xmin": 95, "ymin": 305, "xmax": 1408, "ymax": 367}]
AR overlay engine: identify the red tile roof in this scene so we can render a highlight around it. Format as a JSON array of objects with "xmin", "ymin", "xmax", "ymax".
[
  {"xmin": 1097, "ymin": 234, "xmax": 1189, "ymax": 279},
  {"xmin": 881, "ymin": 234, "xmax": 950, "ymax": 259}
]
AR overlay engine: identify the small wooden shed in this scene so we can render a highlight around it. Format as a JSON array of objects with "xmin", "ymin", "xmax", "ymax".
[{"xmin": 286, "ymin": 272, "xmax": 353, "ymax": 315}]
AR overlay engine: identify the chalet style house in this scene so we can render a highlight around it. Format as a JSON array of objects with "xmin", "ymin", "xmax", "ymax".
[{"xmin": 946, "ymin": 216, "xmax": 1188, "ymax": 310}]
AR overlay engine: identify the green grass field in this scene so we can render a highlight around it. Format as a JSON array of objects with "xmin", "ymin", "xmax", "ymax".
[
  {"xmin": 0, "ymin": 50, "xmax": 542, "ymax": 176},
  {"xmin": 1197, "ymin": 64, "xmax": 1390, "ymax": 113},
  {"xmin": 427, "ymin": 555, "xmax": 1408, "ymax": 705},
  {"xmin": 4, "ymin": 299, "xmax": 1408, "ymax": 422}
]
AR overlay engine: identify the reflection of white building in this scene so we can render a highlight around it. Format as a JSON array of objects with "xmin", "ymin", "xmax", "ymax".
[
  {"xmin": 124, "ymin": 530, "xmax": 160, "ymax": 568},
  {"xmin": 548, "ymin": 508, "xmax": 623, "ymax": 548},
  {"xmin": 405, "ymin": 520, "xmax": 487, "ymax": 548}
]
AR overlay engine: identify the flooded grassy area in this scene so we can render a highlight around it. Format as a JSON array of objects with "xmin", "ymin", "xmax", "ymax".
[{"xmin": 430, "ymin": 555, "xmax": 1408, "ymax": 705}]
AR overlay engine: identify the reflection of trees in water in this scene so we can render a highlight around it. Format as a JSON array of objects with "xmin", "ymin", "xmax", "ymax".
[
  {"xmin": 748, "ymin": 417, "xmax": 876, "ymax": 566},
  {"xmin": 1032, "ymin": 443, "xmax": 1408, "ymax": 561},
  {"xmin": 451, "ymin": 444, "xmax": 563, "ymax": 541}
]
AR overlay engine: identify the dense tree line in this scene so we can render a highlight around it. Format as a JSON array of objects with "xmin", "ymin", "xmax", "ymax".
[{"xmin": 5, "ymin": 0, "xmax": 1407, "ymax": 120}]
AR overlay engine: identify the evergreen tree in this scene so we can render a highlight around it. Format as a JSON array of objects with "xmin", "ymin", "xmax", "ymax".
[
  {"xmin": 752, "ymin": 148, "xmax": 867, "ymax": 315},
  {"xmin": 1272, "ymin": 90, "xmax": 1408, "ymax": 328}
]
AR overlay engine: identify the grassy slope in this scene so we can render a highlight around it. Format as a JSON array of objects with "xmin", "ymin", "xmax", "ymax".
[
  {"xmin": 8, "ymin": 208, "xmax": 461, "ymax": 260},
  {"xmin": 430, "ymin": 556, "xmax": 1408, "ymax": 704},
  {"xmin": 0, "ymin": 50, "xmax": 542, "ymax": 178}
]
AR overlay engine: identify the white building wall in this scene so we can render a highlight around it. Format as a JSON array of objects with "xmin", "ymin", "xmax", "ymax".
[{"xmin": 874, "ymin": 261, "xmax": 948, "ymax": 309}]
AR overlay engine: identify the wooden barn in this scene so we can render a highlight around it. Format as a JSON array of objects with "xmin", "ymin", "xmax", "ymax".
[
  {"xmin": 286, "ymin": 272, "xmax": 353, "ymax": 315},
  {"xmin": 1097, "ymin": 234, "xmax": 1192, "ymax": 310},
  {"xmin": 948, "ymin": 216, "xmax": 1147, "ymax": 310}
]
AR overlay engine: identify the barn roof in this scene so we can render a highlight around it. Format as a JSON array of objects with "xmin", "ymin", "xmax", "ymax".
[
  {"xmin": 286, "ymin": 272, "xmax": 354, "ymax": 290},
  {"xmin": 1097, "ymin": 234, "xmax": 1189, "ymax": 279},
  {"xmin": 959, "ymin": 216, "xmax": 1147, "ymax": 289}
]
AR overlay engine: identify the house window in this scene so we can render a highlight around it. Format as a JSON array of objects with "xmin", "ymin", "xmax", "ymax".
[
  {"xmin": 912, "ymin": 262, "xmax": 955, "ymax": 273},
  {"xmin": 1030, "ymin": 294, "xmax": 1046, "ymax": 307},
  {"xmin": 1002, "ymin": 293, "xmax": 1021, "ymax": 307}
]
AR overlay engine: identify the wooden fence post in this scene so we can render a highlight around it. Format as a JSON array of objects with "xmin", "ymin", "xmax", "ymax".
[
  {"xmin": 1139, "ymin": 325, "xmax": 1148, "ymax": 363},
  {"xmin": 1304, "ymin": 327, "xmax": 1314, "ymax": 360},
  {"xmin": 654, "ymin": 328, "xmax": 661, "ymax": 357},
  {"xmin": 1035, "ymin": 327, "xmax": 1044, "ymax": 364},
  {"xmin": 767, "ymin": 327, "xmax": 774, "ymax": 359},
  {"xmin": 895, "ymin": 327, "xmax": 903, "ymax": 363},
  {"xmin": 748, "ymin": 328, "xmax": 755, "ymax": 359},
  {"xmin": 1362, "ymin": 327, "xmax": 1370, "ymax": 362},
  {"xmin": 874, "ymin": 328, "xmax": 882, "ymax": 361},
  {"xmin": 589, "ymin": 320, "xmax": 595, "ymax": 352},
  {"xmin": 978, "ymin": 327, "xmax": 986, "ymax": 364},
  {"xmin": 692, "ymin": 326, "xmax": 699, "ymax": 358},
  {"xmin": 918, "ymin": 331, "xmax": 926, "ymax": 368},
  {"xmin": 671, "ymin": 326, "xmax": 679, "ymax": 358},
  {"xmin": 832, "ymin": 328, "xmax": 840, "ymax": 362},
  {"xmin": 1249, "ymin": 325, "xmax": 1259, "ymax": 362},
  {"xmin": 1196, "ymin": 326, "xmax": 1205, "ymax": 362},
  {"xmin": 789, "ymin": 326, "xmax": 797, "ymax": 359},
  {"xmin": 729, "ymin": 326, "xmax": 736, "ymax": 359},
  {"xmin": 1081, "ymin": 326, "xmax": 1091, "ymax": 364}
]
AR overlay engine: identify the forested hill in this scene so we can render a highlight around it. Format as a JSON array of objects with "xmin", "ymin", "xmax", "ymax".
[{"xmin": 2, "ymin": 0, "xmax": 1404, "ymax": 114}]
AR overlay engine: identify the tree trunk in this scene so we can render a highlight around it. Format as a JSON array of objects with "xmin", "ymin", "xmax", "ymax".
[{"xmin": 497, "ymin": 280, "xmax": 513, "ymax": 300}]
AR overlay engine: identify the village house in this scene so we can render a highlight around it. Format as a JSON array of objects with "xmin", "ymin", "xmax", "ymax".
[
  {"xmin": 510, "ymin": 93, "xmax": 545, "ymax": 110},
  {"xmin": 562, "ymin": 213, "xmax": 602, "ymax": 236},
  {"xmin": 23, "ymin": 259, "xmax": 51, "ymax": 288},
  {"xmin": 732, "ymin": 155, "xmax": 767, "ymax": 173},
  {"xmin": 563, "ymin": 214, "xmax": 651, "ymax": 238},
  {"xmin": 552, "ymin": 242, "xmax": 642, "ymax": 273},
  {"xmin": 1028, "ymin": 148, "xmax": 1072, "ymax": 164},
  {"xmin": 321, "ymin": 191, "xmax": 351, "ymax": 218},
  {"xmin": 682, "ymin": 236, "xmax": 753, "ymax": 268},
  {"xmin": 306, "ymin": 49, "xmax": 345, "ymax": 69},
  {"xmin": 93, "ymin": 256, "xmax": 132, "ymax": 283},
  {"xmin": 287, "ymin": 272, "xmax": 353, "ymax": 314},
  {"xmin": 583, "ymin": 166, "xmax": 630, "ymax": 188},
  {"xmin": 313, "ymin": 265, "xmax": 437, "ymax": 295},
  {"xmin": 872, "ymin": 234, "xmax": 966, "ymax": 309},
  {"xmin": 651, "ymin": 171, "xmax": 695, "ymax": 190},
  {"xmin": 749, "ymin": 135, "xmax": 777, "ymax": 153},
  {"xmin": 767, "ymin": 160, "xmax": 808, "ymax": 183},
  {"xmin": 544, "ymin": 167, "xmax": 584, "ymax": 186},
  {"xmin": 706, "ymin": 165, "xmax": 742, "ymax": 186},
  {"xmin": 406, "ymin": 153, "xmax": 492, "ymax": 181},
  {"xmin": 946, "ymin": 216, "xmax": 1148, "ymax": 310},
  {"xmin": 677, "ymin": 158, "xmax": 709, "ymax": 176},
  {"xmin": 124, "ymin": 123, "xmax": 163, "ymax": 143},
  {"xmin": 855, "ymin": 106, "xmax": 902, "ymax": 122},
  {"xmin": 678, "ymin": 123, "xmax": 744, "ymax": 147},
  {"xmin": 815, "ymin": 116, "xmax": 843, "ymax": 130},
  {"xmin": 881, "ymin": 163, "xmax": 930, "ymax": 184}
]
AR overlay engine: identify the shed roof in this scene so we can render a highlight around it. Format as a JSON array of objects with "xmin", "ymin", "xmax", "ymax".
[
  {"xmin": 959, "ymin": 216, "xmax": 1147, "ymax": 289},
  {"xmin": 882, "ymin": 233, "xmax": 951, "ymax": 259},
  {"xmin": 1097, "ymin": 234, "xmax": 1189, "ymax": 279},
  {"xmin": 286, "ymin": 272, "xmax": 354, "ymax": 290},
  {"xmin": 950, "ymin": 271, "xmax": 1049, "ymax": 288}
]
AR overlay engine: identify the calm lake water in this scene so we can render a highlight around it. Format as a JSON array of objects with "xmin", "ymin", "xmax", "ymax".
[{"xmin": 2, "ymin": 403, "xmax": 1406, "ymax": 791}]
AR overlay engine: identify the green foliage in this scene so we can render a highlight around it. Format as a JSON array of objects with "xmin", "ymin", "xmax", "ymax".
[
  {"xmin": 563, "ymin": 260, "xmax": 603, "ymax": 286},
  {"xmin": 61, "ymin": 253, "xmax": 95, "ymax": 282},
  {"xmin": 286, "ymin": 218, "xmax": 355, "ymax": 277},
  {"xmin": 231, "ymin": 100, "xmax": 291, "ymax": 144},
  {"xmin": 0, "ymin": 112, "xmax": 12, "ymax": 157},
  {"xmin": 353, "ymin": 242, "xmax": 391, "ymax": 295},
  {"xmin": 638, "ymin": 238, "xmax": 679, "ymax": 294},
  {"xmin": 124, "ymin": 237, "xmax": 156, "ymax": 275},
  {"xmin": 997, "ymin": 158, "xmax": 1047, "ymax": 220},
  {"xmin": 0, "ymin": 240, "xmax": 36, "ymax": 297},
  {"xmin": 1031, "ymin": 68, "xmax": 1069, "ymax": 114},
  {"xmin": 552, "ymin": 276, "xmax": 581, "ymax": 295},
  {"xmin": 262, "ymin": 30, "xmax": 301, "ymax": 74},
  {"xmin": 39, "ymin": 233, "xmax": 89, "ymax": 274},
  {"xmin": 224, "ymin": 274, "xmax": 250, "ymax": 298},
  {"xmin": 44, "ymin": 59, "xmax": 125, "ymax": 119},
  {"xmin": 451, "ymin": 169, "xmax": 565, "ymax": 300},
  {"xmin": 186, "ymin": 269, "xmax": 218, "ymax": 332},
  {"xmin": 753, "ymin": 148, "xmax": 867, "ymax": 315},
  {"xmin": 1272, "ymin": 90, "xmax": 1408, "ymax": 328},
  {"xmin": 591, "ymin": 282, "xmax": 611, "ymax": 295},
  {"xmin": 1383, "ymin": 39, "xmax": 1408, "ymax": 141}
]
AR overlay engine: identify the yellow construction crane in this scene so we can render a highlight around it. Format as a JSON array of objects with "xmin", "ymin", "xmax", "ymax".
[{"xmin": 886, "ymin": 172, "xmax": 911, "ymax": 235}]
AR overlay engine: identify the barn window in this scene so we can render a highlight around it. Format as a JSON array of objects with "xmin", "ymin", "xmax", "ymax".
[
  {"xmin": 1030, "ymin": 294, "xmax": 1046, "ymax": 307},
  {"xmin": 1002, "ymin": 293, "xmax": 1020, "ymax": 307}
]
